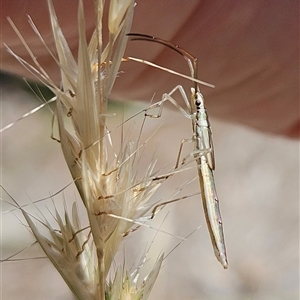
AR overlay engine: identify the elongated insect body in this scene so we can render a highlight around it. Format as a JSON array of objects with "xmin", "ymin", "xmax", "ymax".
[
  {"xmin": 193, "ymin": 89, "xmax": 227, "ymax": 269},
  {"xmin": 128, "ymin": 34, "xmax": 228, "ymax": 268}
]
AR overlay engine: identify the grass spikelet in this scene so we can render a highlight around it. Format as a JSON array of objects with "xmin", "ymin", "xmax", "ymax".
[
  {"xmin": 106, "ymin": 254, "xmax": 163, "ymax": 300},
  {"xmin": 21, "ymin": 203, "xmax": 97, "ymax": 300}
]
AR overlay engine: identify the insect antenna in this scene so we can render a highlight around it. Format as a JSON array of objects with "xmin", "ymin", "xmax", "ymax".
[{"xmin": 127, "ymin": 33, "xmax": 199, "ymax": 91}]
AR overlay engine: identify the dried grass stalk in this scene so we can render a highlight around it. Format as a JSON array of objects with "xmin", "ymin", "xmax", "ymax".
[{"xmin": 4, "ymin": 0, "xmax": 177, "ymax": 299}]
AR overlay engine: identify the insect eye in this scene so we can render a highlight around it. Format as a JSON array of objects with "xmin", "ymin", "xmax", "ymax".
[{"xmin": 195, "ymin": 98, "xmax": 201, "ymax": 107}]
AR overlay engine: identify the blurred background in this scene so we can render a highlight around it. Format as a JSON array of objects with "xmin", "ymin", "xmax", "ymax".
[{"xmin": 1, "ymin": 71, "xmax": 299, "ymax": 300}]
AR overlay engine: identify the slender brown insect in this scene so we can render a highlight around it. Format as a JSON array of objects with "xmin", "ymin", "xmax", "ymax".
[{"xmin": 128, "ymin": 33, "xmax": 228, "ymax": 269}]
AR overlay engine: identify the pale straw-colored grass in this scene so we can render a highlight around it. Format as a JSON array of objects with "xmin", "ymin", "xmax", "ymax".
[{"xmin": 2, "ymin": 0, "xmax": 182, "ymax": 299}]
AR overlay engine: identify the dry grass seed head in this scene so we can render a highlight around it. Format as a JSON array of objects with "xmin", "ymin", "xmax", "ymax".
[{"xmin": 4, "ymin": 0, "xmax": 179, "ymax": 298}]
